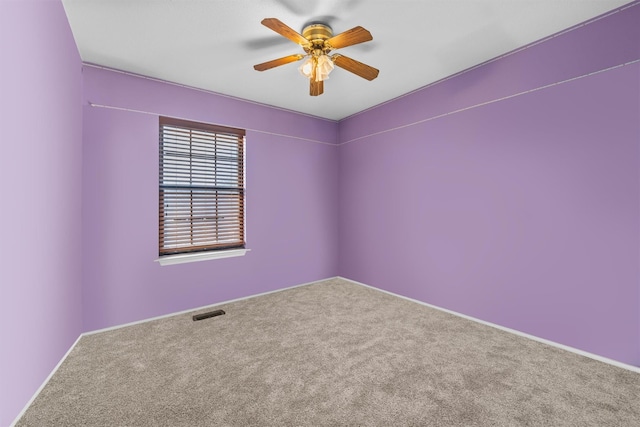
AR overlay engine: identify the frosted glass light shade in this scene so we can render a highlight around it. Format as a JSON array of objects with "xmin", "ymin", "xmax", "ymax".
[
  {"xmin": 299, "ymin": 56, "xmax": 315, "ymax": 79},
  {"xmin": 299, "ymin": 55, "xmax": 334, "ymax": 82},
  {"xmin": 316, "ymin": 55, "xmax": 334, "ymax": 81}
]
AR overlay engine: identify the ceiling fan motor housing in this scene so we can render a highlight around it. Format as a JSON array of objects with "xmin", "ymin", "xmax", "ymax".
[{"xmin": 302, "ymin": 23, "xmax": 333, "ymax": 54}]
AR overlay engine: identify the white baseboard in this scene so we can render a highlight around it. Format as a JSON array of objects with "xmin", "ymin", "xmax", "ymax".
[
  {"xmin": 338, "ymin": 276, "xmax": 640, "ymax": 374},
  {"xmin": 85, "ymin": 276, "xmax": 331, "ymax": 335},
  {"xmin": 10, "ymin": 334, "xmax": 83, "ymax": 427}
]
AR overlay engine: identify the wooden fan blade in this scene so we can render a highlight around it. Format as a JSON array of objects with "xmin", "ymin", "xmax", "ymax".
[
  {"xmin": 310, "ymin": 80, "xmax": 324, "ymax": 96},
  {"xmin": 326, "ymin": 26, "xmax": 372, "ymax": 49},
  {"xmin": 254, "ymin": 54, "xmax": 305, "ymax": 71},
  {"xmin": 261, "ymin": 18, "xmax": 309, "ymax": 47},
  {"xmin": 333, "ymin": 54, "xmax": 379, "ymax": 81}
]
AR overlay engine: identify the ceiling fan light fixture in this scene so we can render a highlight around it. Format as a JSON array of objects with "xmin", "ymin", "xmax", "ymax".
[{"xmin": 299, "ymin": 54, "xmax": 334, "ymax": 82}]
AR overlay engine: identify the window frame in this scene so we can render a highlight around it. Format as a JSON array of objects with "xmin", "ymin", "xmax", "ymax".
[{"xmin": 157, "ymin": 116, "xmax": 247, "ymax": 265}]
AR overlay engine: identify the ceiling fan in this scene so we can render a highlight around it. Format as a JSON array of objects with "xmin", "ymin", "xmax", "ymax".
[{"xmin": 253, "ymin": 18, "xmax": 379, "ymax": 96}]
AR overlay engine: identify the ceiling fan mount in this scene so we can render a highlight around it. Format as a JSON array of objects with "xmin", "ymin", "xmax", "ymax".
[{"xmin": 253, "ymin": 18, "xmax": 379, "ymax": 96}]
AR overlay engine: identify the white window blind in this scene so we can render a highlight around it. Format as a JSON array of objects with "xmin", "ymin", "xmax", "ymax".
[{"xmin": 159, "ymin": 117, "xmax": 245, "ymax": 256}]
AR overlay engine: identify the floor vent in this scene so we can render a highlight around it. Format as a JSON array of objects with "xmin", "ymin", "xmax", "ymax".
[{"xmin": 193, "ymin": 309, "xmax": 226, "ymax": 321}]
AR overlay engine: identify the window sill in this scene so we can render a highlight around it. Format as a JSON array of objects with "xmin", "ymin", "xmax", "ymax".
[{"xmin": 155, "ymin": 248, "xmax": 249, "ymax": 266}]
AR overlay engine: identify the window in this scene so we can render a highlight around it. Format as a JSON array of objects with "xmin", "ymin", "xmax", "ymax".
[{"xmin": 159, "ymin": 117, "xmax": 245, "ymax": 260}]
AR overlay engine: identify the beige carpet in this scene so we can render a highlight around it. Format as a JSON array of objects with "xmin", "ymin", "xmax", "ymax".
[{"xmin": 16, "ymin": 278, "xmax": 640, "ymax": 426}]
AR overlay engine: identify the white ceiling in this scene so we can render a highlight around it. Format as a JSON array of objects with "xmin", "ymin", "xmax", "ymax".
[{"xmin": 62, "ymin": 0, "xmax": 630, "ymax": 121}]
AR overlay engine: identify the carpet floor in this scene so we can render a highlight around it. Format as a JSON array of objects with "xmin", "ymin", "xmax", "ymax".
[{"xmin": 16, "ymin": 278, "xmax": 640, "ymax": 426}]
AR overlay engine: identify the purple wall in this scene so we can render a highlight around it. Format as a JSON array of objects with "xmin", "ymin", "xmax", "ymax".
[
  {"xmin": 0, "ymin": 1, "xmax": 84, "ymax": 425},
  {"xmin": 338, "ymin": 3, "xmax": 640, "ymax": 366},
  {"xmin": 81, "ymin": 66, "xmax": 339, "ymax": 331},
  {"xmin": 339, "ymin": 2, "xmax": 640, "ymax": 144}
]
